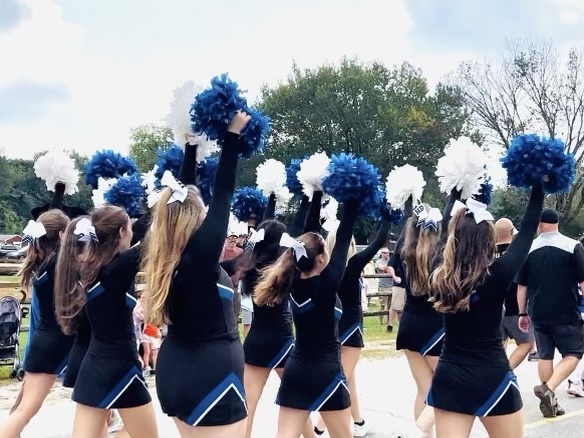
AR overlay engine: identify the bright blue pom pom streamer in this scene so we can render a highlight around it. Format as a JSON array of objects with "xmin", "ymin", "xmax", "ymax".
[
  {"xmin": 154, "ymin": 144, "xmax": 184, "ymax": 185},
  {"xmin": 190, "ymin": 73, "xmax": 270, "ymax": 157},
  {"xmin": 197, "ymin": 157, "xmax": 218, "ymax": 205},
  {"xmin": 500, "ymin": 134, "xmax": 575, "ymax": 194},
  {"xmin": 322, "ymin": 153, "xmax": 383, "ymax": 217},
  {"xmin": 104, "ymin": 174, "xmax": 146, "ymax": 218},
  {"xmin": 84, "ymin": 150, "xmax": 138, "ymax": 190},
  {"xmin": 231, "ymin": 187, "xmax": 268, "ymax": 222},
  {"xmin": 286, "ymin": 157, "xmax": 305, "ymax": 198}
]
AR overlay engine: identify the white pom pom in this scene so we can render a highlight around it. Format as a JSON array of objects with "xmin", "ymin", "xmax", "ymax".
[
  {"xmin": 274, "ymin": 186, "xmax": 292, "ymax": 210},
  {"xmin": 92, "ymin": 177, "xmax": 117, "ymax": 207},
  {"xmin": 320, "ymin": 197, "xmax": 339, "ymax": 232},
  {"xmin": 256, "ymin": 159, "xmax": 287, "ymax": 194},
  {"xmin": 167, "ymin": 81, "xmax": 199, "ymax": 146},
  {"xmin": 33, "ymin": 150, "xmax": 79, "ymax": 195},
  {"xmin": 385, "ymin": 165, "xmax": 426, "ymax": 209},
  {"xmin": 190, "ymin": 133, "xmax": 219, "ymax": 163},
  {"xmin": 435, "ymin": 137, "xmax": 487, "ymax": 199},
  {"xmin": 296, "ymin": 152, "xmax": 330, "ymax": 199},
  {"xmin": 228, "ymin": 213, "xmax": 248, "ymax": 236}
]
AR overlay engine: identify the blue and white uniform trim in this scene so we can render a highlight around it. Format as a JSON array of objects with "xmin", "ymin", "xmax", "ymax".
[
  {"xmin": 87, "ymin": 282, "xmax": 105, "ymax": 302},
  {"xmin": 186, "ymin": 372, "xmax": 247, "ymax": 427},
  {"xmin": 339, "ymin": 322, "xmax": 363, "ymax": 346},
  {"xmin": 94, "ymin": 366, "xmax": 147, "ymax": 409},
  {"xmin": 474, "ymin": 371, "xmax": 520, "ymax": 417},
  {"xmin": 267, "ymin": 339, "xmax": 295, "ymax": 369},
  {"xmin": 217, "ymin": 284, "xmax": 234, "ymax": 301},
  {"xmin": 290, "ymin": 296, "xmax": 315, "ymax": 314},
  {"xmin": 420, "ymin": 328, "xmax": 445, "ymax": 356},
  {"xmin": 308, "ymin": 373, "xmax": 349, "ymax": 412}
]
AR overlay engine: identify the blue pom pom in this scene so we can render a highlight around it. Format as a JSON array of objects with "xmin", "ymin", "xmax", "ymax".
[
  {"xmin": 379, "ymin": 199, "xmax": 404, "ymax": 225},
  {"xmin": 322, "ymin": 153, "xmax": 383, "ymax": 217},
  {"xmin": 232, "ymin": 187, "xmax": 268, "ymax": 222},
  {"xmin": 239, "ymin": 109, "xmax": 270, "ymax": 158},
  {"xmin": 84, "ymin": 150, "xmax": 138, "ymax": 190},
  {"xmin": 104, "ymin": 174, "xmax": 146, "ymax": 218},
  {"xmin": 500, "ymin": 134, "xmax": 575, "ymax": 194},
  {"xmin": 197, "ymin": 157, "xmax": 218, "ymax": 205},
  {"xmin": 473, "ymin": 179, "xmax": 493, "ymax": 205},
  {"xmin": 286, "ymin": 157, "xmax": 306, "ymax": 198},
  {"xmin": 190, "ymin": 73, "xmax": 247, "ymax": 144},
  {"xmin": 154, "ymin": 144, "xmax": 184, "ymax": 184}
]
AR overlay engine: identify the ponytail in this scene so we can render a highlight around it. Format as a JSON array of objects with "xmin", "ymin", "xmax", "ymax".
[{"xmin": 254, "ymin": 248, "xmax": 297, "ymax": 306}]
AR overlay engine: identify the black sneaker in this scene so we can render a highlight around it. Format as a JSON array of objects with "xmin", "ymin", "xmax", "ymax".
[
  {"xmin": 555, "ymin": 399, "xmax": 565, "ymax": 416},
  {"xmin": 386, "ymin": 325, "xmax": 393, "ymax": 333},
  {"xmin": 528, "ymin": 352, "xmax": 540, "ymax": 361},
  {"xmin": 534, "ymin": 383, "xmax": 556, "ymax": 418}
]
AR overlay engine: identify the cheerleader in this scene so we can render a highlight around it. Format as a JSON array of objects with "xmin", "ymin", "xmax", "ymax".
[
  {"xmin": 54, "ymin": 217, "xmax": 127, "ymax": 438},
  {"xmin": 143, "ymin": 112, "xmax": 250, "ymax": 437},
  {"xmin": 427, "ymin": 184, "xmax": 543, "ymax": 437},
  {"xmin": 0, "ymin": 210, "xmax": 73, "ymax": 438},
  {"xmin": 238, "ymin": 193, "xmax": 320, "ymax": 438},
  {"xmin": 314, "ymin": 219, "xmax": 391, "ymax": 437},
  {"xmin": 255, "ymin": 199, "xmax": 359, "ymax": 438},
  {"xmin": 54, "ymin": 206, "xmax": 158, "ymax": 438},
  {"xmin": 392, "ymin": 200, "xmax": 449, "ymax": 437}
]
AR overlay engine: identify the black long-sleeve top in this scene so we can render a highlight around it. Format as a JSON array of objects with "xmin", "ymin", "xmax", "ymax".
[
  {"xmin": 440, "ymin": 185, "xmax": 544, "ymax": 366},
  {"xmin": 166, "ymin": 133, "xmax": 241, "ymax": 342},
  {"xmin": 337, "ymin": 220, "xmax": 391, "ymax": 312},
  {"xmin": 33, "ymin": 256, "xmax": 69, "ymax": 333},
  {"xmin": 263, "ymin": 194, "xmax": 276, "ymax": 221},
  {"xmin": 289, "ymin": 196, "xmax": 310, "ymax": 238},
  {"xmin": 289, "ymin": 201, "xmax": 358, "ymax": 354},
  {"xmin": 304, "ymin": 191, "xmax": 323, "ymax": 234}
]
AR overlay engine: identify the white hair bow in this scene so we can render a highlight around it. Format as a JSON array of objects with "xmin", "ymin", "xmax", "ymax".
[
  {"xmin": 279, "ymin": 233, "xmax": 308, "ymax": 261},
  {"xmin": 451, "ymin": 199, "xmax": 494, "ymax": 224},
  {"xmin": 416, "ymin": 206, "xmax": 442, "ymax": 231},
  {"xmin": 161, "ymin": 171, "xmax": 188, "ymax": 205},
  {"xmin": 249, "ymin": 228, "xmax": 265, "ymax": 244},
  {"xmin": 22, "ymin": 220, "xmax": 47, "ymax": 245},
  {"xmin": 74, "ymin": 218, "xmax": 99, "ymax": 243}
]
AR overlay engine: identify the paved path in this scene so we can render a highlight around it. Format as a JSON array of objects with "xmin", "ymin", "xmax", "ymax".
[{"xmin": 1, "ymin": 355, "xmax": 583, "ymax": 437}]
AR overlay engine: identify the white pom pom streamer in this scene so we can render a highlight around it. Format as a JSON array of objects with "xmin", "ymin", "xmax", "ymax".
[
  {"xmin": 296, "ymin": 152, "xmax": 330, "ymax": 199},
  {"xmin": 256, "ymin": 159, "xmax": 287, "ymax": 195},
  {"xmin": 33, "ymin": 150, "xmax": 79, "ymax": 195},
  {"xmin": 435, "ymin": 137, "xmax": 487, "ymax": 199},
  {"xmin": 321, "ymin": 197, "xmax": 339, "ymax": 232},
  {"xmin": 92, "ymin": 177, "xmax": 117, "ymax": 207},
  {"xmin": 385, "ymin": 165, "xmax": 426, "ymax": 209},
  {"xmin": 228, "ymin": 213, "xmax": 248, "ymax": 236},
  {"xmin": 274, "ymin": 186, "xmax": 293, "ymax": 210},
  {"xmin": 141, "ymin": 166, "xmax": 161, "ymax": 208},
  {"xmin": 189, "ymin": 133, "xmax": 219, "ymax": 163}
]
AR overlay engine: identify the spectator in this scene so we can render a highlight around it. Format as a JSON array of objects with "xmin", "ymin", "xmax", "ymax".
[
  {"xmin": 221, "ymin": 233, "xmax": 243, "ymax": 261},
  {"xmin": 517, "ymin": 208, "xmax": 584, "ymax": 417},
  {"xmin": 375, "ymin": 247, "xmax": 401, "ymax": 330},
  {"xmin": 495, "ymin": 218, "xmax": 535, "ymax": 369}
]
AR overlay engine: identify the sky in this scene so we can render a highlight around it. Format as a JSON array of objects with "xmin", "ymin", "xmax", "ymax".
[{"xmin": 1, "ymin": 0, "xmax": 584, "ymax": 177}]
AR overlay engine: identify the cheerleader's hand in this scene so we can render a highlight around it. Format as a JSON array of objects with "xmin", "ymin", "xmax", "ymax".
[
  {"xmin": 228, "ymin": 110, "xmax": 251, "ymax": 135},
  {"xmin": 393, "ymin": 276, "xmax": 401, "ymax": 285},
  {"xmin": 518, "ymin": 315, "xmax": 530, "ymax": 333}
]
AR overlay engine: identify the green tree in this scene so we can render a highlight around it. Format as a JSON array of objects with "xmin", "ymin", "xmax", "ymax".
[
  {"xmin": 256, "ymin": 59, "xmax": 470, "ymax": 241},
  {"xmin": 455, "ymin": 38, "xmax": 584, "ymax": 224},
  {"xmin": 128, "ymin": 124, "xmax": 173, "ymax": 172}
]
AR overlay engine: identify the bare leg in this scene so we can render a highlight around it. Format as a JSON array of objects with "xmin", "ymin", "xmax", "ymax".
[
  {"xmin": 274, "ymin": 369, "xmax": 315, "ymax": 438},
  {"xmin": 117, "ymin": 404, "xmax": 158, "ymax": 438},
  {"xmin": 72, "ymin": 404, "xmax": 109, "ymax": 438},
  {"xmin": 546, "ymin": 356, "xmax": 580, "ymax": 391},
  {"xmin": 0, "ymin": 373, "xmax": 56, "ymax": 438},
  {"xmin": 243, "ymin": 365, "xmax": 271, "ymax": 438},
  {"xmin": 173, "ymin": 417, "xmax": 246, "ymax": 438},
  {"xmin": 433, "ymin": 408, "xmax": 474, "ymax": 438},
  {"xmin": 321, "ymin": 409, "xmax": 352, "ymax": 438},
  {"xmin": 479, "ymin": 410, "xmax": 523, "ymax": 438},
  {"xmin": 276, "ymin": 407, "xmax": 310, "ymax": 438}
]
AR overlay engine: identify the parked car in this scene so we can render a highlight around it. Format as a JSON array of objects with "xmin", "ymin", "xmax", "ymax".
[
  {"xmin": 6, "ymin": 246, "xmax": 29, "ymax": 260},
  {"xmin": 0, "ymin": 245, "xmax": 19, "ymax": 257}
]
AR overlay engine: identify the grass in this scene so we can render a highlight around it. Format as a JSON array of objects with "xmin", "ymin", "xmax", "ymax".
[{"xmin": 0, "ymin": 274, "xmax": 19, "ymax": 282}]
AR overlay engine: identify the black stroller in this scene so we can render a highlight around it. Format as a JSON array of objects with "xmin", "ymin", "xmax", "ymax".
[{"xmin": 0, "ymin": 291, "xmax": 28, "ymax": 380}]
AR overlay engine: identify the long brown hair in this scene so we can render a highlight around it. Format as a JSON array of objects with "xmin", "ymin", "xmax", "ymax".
[
  {"xmin": 54, "ymin": 206, "xmax": 130, "ymax": 334},
  {"xmin": 54, "ymin": 216, "xmax": 89, "ymax": 334},
  {"xmin": 430, "ymin": 209, "xmax": 496, "ymax": 313},
  {"xmin": 20, "ymin": 210, "xmax": 69, "ymax": 291},
  {"xmin": 400, "ymin": 215, "xmax": 439, "ymax": 296},
  {"xmin": 143, "ymin": 186, "xmax": 206, "ymax": 325},
  {"xmin": 254, "ymin": 232, "xmax": 325, "ymax": 306}
]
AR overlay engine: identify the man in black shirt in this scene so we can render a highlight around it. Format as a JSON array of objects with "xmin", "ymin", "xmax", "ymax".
[
  {"xmin": 495, "ymin": 218, "xmax": 535, "ymax": 369},
  {"xmin": 517, "ymin": 209, "xmax": 584, "ymax": 418}
]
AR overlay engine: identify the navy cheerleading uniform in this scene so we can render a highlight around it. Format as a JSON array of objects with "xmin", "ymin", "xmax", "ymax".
[
  {"xmin": 156, "ymin": 133, "xmax": 247, "ymax": 427},
  {"xmin": 243, "ymin": 269, "xmax": 294, "ymax": 369},
  {"xmin": 63, "ymin": 311, "xmax": 91, "ymax": 388},
  {"xmin": 24, "ymin": 257, "xmax": 74, "ymax": 374},
  {"xmin": 277, "ymin": 202, "xmax": 358, "ymax": 412},
  {"xmin": 338, "ymin": 220, "xmax": 391, "ymax": 347},
  {"xmin": 395, "ymin": 239, "xmax": 445, "ymax": 357},
  {"xmin": 72, "ymin": 246, "xmax": 150, "ymax": 409},
  {"xmin": 427, "ymin": 186, "xmax": 543, "ymax": 417}
]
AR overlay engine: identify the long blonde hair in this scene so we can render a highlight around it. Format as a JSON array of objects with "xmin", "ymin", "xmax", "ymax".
[
  {"xmin": 325, "ymin": 228, "xmax": 356, "ymax": 266},
  {"xmin": 400, "ymin": 214, "xmax": 438, "ymax": 296},
  {"xmin": 430, "ymin": 209, "xmax": 496, "ymax": 313},
  {"xmin": 143, "ymin": 186, "xmax": 206, "ymax": 325}
]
